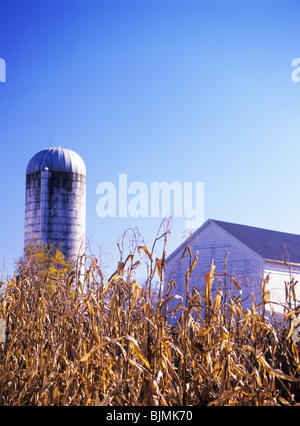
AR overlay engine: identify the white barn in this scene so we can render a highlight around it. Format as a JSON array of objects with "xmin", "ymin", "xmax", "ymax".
[{"xmin": 165, "ymin": 219, "xmax": 300, "ymax": 315}]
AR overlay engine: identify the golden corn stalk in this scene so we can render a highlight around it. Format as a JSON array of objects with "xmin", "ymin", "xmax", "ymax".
[{"xmin": 0, "ymin": 236, "xmax": 300, "ymax": 406}]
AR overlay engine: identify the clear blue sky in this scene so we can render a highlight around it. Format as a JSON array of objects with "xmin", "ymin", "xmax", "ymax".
[{"xmin": 1, "ymin": 0, "xmax": 300, "ymax": 277}]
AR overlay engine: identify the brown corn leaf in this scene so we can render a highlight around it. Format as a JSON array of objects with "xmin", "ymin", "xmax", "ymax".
[
  {"xmin": 205, "ymin": 259, "xmax": 216, "ymax": 307},
  {"xmin": 137, "ymin": 245, "xmax": 153, "ymax": 262}
]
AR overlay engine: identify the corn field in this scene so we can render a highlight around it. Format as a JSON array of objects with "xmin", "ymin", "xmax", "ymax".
[{"xmin": 1, "ymin": 228, "xmax": 300, "ymax": 406}]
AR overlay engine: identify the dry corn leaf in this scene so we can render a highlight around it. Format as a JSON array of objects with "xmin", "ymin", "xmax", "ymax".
[
  {"xmin": 205, "ymin": 259, "xmax": 216, "ymax": 307},
  {"xmin": 243, "ymin": 345, "xmax": 300, "ymax": 383},
  {"xmin": 129, "ymin": 280, "xmax": 141, "ymax": 312},
  {"xmin": 125, "ymin": 335, "xmax": 151, "ymax": 370},
  {"xmin": 262, "ymin": 273, "xmax": 270, "ymax": 303},
  {"xmin": 137, "ymin": 245, "xmax": 153, "ymax": 262},
  {"xmin": 213, "ymin": 289, "xmax": 223, "ymax": 312}
]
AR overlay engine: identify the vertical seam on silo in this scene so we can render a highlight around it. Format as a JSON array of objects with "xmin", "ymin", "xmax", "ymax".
[{"xmin": 40, "ymin": 150, "xmax": 49, "ymax": 171}]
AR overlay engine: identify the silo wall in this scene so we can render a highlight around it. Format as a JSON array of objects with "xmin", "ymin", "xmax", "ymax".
[{"xmin": 25, "ymin": 170, "xmax": 86, "ymax": 261}]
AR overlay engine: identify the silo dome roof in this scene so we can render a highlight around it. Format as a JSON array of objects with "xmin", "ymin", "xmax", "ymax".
[{"xmin": 26, "ymin": 146, "xmax": 86, "ymax": 176}]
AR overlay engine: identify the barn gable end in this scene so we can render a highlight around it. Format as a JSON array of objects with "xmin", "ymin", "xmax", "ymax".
[{"xmin": 165, "ymin": 219, "xmax": 300, "ymax": 315}]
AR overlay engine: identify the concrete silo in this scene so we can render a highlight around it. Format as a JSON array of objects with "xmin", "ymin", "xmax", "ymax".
[{"xmin": 24, "ymin": 146, "xmax": 86, "ymax": 261}]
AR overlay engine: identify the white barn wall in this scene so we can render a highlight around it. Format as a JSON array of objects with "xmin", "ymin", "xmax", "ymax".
[
  {"xmin": 264, "ymin": 260, "xmax": 300, "ymax": 314},
  {"xmin": 165, "ymin": 221, "xmax": 265, "ymax": 314}
]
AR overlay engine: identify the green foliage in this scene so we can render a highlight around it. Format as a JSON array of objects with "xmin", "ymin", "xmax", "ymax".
[{"xmin": 18, "ymin": 242, "xmax": 72, "ymax": 294}]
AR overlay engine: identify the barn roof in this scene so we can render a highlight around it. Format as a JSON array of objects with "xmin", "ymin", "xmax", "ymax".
[
  {"xmin": 167, "ymin": 219, "xmax": 300, "ymax": 264},
  {"xmin": 212, "ymin": 220, "xmax": 300, "ymax": 264}
]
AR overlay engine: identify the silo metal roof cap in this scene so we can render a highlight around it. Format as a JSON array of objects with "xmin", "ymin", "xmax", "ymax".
[{"xmin": 26, "ymin": 146, "xmax": 86, "ymax": 176}]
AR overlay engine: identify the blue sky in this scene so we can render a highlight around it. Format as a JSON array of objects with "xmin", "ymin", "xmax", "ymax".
[{"xmin": 1, "ymin": 0, "xmax": 300, "ymax": 277}]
